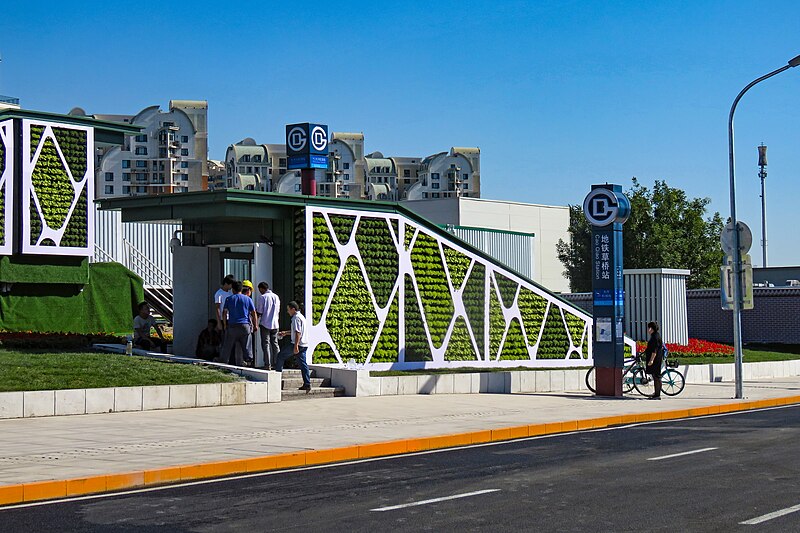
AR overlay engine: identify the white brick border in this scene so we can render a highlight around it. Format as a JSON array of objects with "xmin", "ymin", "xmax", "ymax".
[
  {"xmin": 310, "ymin": 359, "xmax": 800, "ymax": 397},
  {"xmin": 0, "ymin": 380, "xmax": 279, "ymax": 420}
]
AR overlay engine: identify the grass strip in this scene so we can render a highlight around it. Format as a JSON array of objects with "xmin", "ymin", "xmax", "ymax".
[{"xmin": 0, "ymin": 350, "xmax": 239, "ymax": 392}]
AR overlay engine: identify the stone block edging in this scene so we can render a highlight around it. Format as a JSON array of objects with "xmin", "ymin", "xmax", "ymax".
[
  {"xmin": 311, "ymin": 359, "xmax": 800, "ymax": 397},
  {"xmin": 0, "ymin": 378, "xmax": 281, "ymax": 420}
]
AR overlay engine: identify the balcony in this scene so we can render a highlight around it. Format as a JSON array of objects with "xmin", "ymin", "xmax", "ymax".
[{"xmin": 0, "ymin": 95, "xmax": 20, "ymax": 109}]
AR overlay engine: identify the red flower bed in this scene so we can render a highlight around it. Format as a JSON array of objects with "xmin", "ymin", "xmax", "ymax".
[{"xmin": 636, "ymin": 338, "xmax": 734, "ymax": 358}]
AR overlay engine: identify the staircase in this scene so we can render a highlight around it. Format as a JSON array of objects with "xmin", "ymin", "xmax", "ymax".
[
  {"xmin": 94, "ymin": 241, "xmax": 174, "ymax": 323},
  {"xmin": 280, "ymin": 369, "xmax": 344, "ymax": 401},
  {"xmin": 124, "ymin": 241, "xmax": 174, "ymax": 323}
]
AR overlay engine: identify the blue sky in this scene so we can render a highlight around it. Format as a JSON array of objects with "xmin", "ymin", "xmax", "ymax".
[{"xmin": 2, "ymin": 1, "xmax": 798, "ymax": 266}]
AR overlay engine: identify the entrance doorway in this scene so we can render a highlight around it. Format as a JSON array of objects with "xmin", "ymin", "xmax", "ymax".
[{"xmin": 220, "ymin": 245, "xmax": 254, "ymax": 282}]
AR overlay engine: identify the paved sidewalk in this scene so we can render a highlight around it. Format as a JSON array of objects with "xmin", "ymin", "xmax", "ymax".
[{"xmin": 2, "ymin": 377, "xmax": 799, "ymax": 490}]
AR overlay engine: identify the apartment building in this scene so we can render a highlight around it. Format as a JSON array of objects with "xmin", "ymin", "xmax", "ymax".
[
  {"xmin": 76, "ymin": 100, "xmax": 208, "ymax": 198},
  {"xmin": 221, "ymin": 130, "xmax": 480, "ymax": 201},
  {"xmin": 218, "ymin": 140, "xmax": 288, "ymax": 191},
  {"xmin": 407, "ymin": 147, "xmax": 481, "ymax": 200}
]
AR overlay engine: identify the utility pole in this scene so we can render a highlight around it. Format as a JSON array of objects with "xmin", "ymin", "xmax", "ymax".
[
  {"xmin": 727, "ymin": 53, "xmax": 800, "ymax": 399},
  {"xmin": 757, "ymin": 144, "xmax": 768, "ymax": 267}
]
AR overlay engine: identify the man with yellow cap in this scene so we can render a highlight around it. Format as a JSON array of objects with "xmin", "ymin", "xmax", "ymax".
[{"xmin": 241, "ymin": 280, "xmax": 255, "ymax": 366}]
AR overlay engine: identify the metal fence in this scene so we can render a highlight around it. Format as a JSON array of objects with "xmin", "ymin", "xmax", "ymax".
[
  {"xmin": 94, "ymin": 206, "xmax": 179, "ymax": 285},
  {"xmin": 445, "ymin": 225, "xmax": 535, "ymax": 279}
]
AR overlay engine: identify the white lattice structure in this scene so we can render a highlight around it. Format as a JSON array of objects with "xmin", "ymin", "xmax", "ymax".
[
  {"xmin": 21, "ymin": 119, "xmax": 94, "ymax": 256},
  {"xmin": 305, "ymin": 206, "xmax": 593, "ymax": 369},
  {"xmin": 0, "ymin": 120, "xmax": 14, "ymax": 255}
]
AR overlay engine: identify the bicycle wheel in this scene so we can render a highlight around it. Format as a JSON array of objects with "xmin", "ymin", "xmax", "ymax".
[
  {"xmin": 622, "ymin": 370, "xmax": 636, "ymax": 393},
  {"xmin": 633, "ymin": 368, "xmax": 656, "ymax": 397},
  {"xmin": 585, "ymin": 367, "xmax": 596, "ymax": 394},
  {"xmin": 661, "ymin": 369, "xmax": 685, "ymax": 396}
]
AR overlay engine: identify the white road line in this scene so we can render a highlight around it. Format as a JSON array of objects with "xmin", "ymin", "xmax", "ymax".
[
  {"xmin": 647, "ymin": 447, "xmax": 718, "ymax": 461},
  {"xmin": 740, "ymin": 503, "xmax": 800, "ymax": 525},
  {"xmin": 370, "ymin": 489, "xmax": 501, "ymax": 512},
  {"xmin": 1, "ymin": 403, "xmax": 796, "ymax": 511}
]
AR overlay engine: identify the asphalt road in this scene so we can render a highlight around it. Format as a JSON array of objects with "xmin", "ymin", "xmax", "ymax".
[{"xmin": 3, "ymin": 405, "xmax": 800, "ymax": 532}]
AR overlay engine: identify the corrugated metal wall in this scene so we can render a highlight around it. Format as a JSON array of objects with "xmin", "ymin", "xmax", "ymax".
[
  {"xmin": 624, "ymin": 269, "xmax": 689, "ymax": 345},
  {"xmin": 94, "ymin": 207, "xmax": 179, "ymax": 284},
  {"xmin": 447, "ymin": 226, "xmax": 534, "ymax": 279}
]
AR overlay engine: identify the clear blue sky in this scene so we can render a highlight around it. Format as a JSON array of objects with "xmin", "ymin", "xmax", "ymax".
[{"xmin": 2, "ymin": 1, "xmax": 798, "ymax": 266}]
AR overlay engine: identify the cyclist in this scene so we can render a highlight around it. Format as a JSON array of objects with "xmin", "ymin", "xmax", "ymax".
[{"xmin": 645, "ymin": 321, "xmax": 663, "ymax": 399}]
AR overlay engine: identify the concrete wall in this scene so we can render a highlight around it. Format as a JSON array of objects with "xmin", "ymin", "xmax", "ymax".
[
  {"xmin": 402, "ymin": 197, "xmax": 570, "ymax": 292},
  {"xmin": 173, "ymin": 246, "xmax": 210, "ymax": 356}
]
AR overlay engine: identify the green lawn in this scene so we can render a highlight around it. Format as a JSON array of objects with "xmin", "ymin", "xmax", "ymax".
[
  {"xmin": 370, "ymin": 345, "xmax": 800, "ymax": 377},
  {"xmin": 0, "ymin": 350, "xmax": 239, "ymax": 392}
]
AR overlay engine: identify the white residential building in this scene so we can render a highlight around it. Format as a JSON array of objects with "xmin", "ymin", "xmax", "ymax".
[
  {"xmin": 219, "ymin": 130, "xmax": 479, "ymax": 202},
  {"xmin": 76, "ymin": 100, "xmax": 208, "ymax": 198},
  {"xmin": 407, "ymin": 147, "xmax": 481, "ymax": 200}
]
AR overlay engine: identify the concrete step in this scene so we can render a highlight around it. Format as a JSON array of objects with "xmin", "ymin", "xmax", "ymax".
[
  {"xmin": 279, "ymin": 369, "xmax": 319, "ymax": 378},
  {"xmin": 281, "ymin": 386, "xmax": 345, "ymax": 401},
  {"xmin": 281, "ymin": 377, "xmax": 330, "ymax": 389}
]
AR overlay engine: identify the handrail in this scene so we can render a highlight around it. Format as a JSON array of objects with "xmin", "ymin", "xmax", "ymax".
[
  {"xmin": 122, "ymin": 239, "xmax": 173, "ymax": 287},
  {"xmin": 93, "ymin": 244, "xmax": 116, "ymax": 263}
]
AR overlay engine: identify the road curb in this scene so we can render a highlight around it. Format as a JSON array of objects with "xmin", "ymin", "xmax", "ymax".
[{"xmin": 2, "ymin": 394, "xmax": 799, "ymax": 507}]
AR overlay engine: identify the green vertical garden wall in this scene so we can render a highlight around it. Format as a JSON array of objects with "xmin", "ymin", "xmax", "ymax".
[
  {"xmin": 22, "ymin": 120, "xmax": 93, "ymax": 256},
  {"xmin": 305, "ymin": 206, "xmax": 595, "ymax": 368}
]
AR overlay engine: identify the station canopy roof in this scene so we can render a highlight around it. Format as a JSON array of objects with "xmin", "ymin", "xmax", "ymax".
[{"xmin": 97, "ymin": 189, "xmax": 408, "ymax": 225}]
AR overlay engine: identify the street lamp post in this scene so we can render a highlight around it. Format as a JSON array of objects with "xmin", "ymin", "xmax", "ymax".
[{"xmin": 727, "ymin": 53, "xmax": 800, "ymax": 399}]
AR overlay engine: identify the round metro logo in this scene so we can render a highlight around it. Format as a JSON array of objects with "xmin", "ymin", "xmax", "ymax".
[
  {"xmin": 287, "ymin": 126, "xmax": 307, "ymax": 152},
  {"xmin": 583, "ymin": 188, "xmax": 628, "ymax": 227},
  {"xmin": 311, "ymin": 126, "xmax": 328, "ymax": 152}
]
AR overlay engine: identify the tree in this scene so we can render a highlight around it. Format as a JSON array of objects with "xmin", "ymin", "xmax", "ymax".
[{"xmin": 556, "ymin": 178, "xmax": 725, "ymax": 292}]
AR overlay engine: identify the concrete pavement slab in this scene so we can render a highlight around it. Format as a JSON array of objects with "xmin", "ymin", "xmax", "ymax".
[{"xmin": 1, "ymin": 377, "xmax": 800, "ymax": 504}]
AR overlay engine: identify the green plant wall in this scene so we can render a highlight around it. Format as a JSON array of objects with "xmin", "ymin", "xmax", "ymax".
[
  {"xmin": 410, "ymin": 232, "xmax": 454, "ymax": 348},
  {"xmin": 308, "ymin": 208, "xmax": 592, "ymax": 367},
  {"xmin": 0, "ymin": 124, "xmax": 6, "ymax": 248},
  {"xmin": 24, "ymin": 121, "xmax": 92, "ymax": 253}
]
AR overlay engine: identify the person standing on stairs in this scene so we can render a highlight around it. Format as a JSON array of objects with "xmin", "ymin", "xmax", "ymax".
[{"xmin": 278, "ymin": 301, "xmax": 311, "ymax": 391}]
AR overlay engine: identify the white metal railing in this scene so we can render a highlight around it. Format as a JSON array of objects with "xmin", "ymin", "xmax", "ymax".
[
  {"xmin": 123, "ymin": 240, "xmax": 174, "ymax": 321},
  {"xmin": 123, "ymin": 240, "xmax": 172, "ymax": 287},
  {"xmin": 93, "ymin": 244, "xmax": 116, "ymax": 263}
]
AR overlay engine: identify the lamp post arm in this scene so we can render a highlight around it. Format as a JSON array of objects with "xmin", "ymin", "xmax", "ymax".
[{"xmin": 727, "ymin": 54, "xmax": 799, "ymax": 399}]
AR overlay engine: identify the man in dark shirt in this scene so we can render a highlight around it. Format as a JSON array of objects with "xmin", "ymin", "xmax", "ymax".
[
  {"xmin": 219, "ymin": 281, "xmax": 258, "ymax": 366},
  {"xmin": 645, "ymin": 321, "xmax": 664, "ymax": 399}
]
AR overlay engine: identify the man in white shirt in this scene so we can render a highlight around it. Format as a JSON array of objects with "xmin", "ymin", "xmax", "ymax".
[
  {"xmin": 213, "ymin": 276, "xmax": 234, "ymax": 331},
  {"xmin": 256, "ymin": 281, "xmax": 281, "ymax": 370},
  {"xmin": 277, "ymin": 301, "xmax": 310, "ymax": 391},
  {"xmin": 213, "ymin": 276, "xmax": 234, "ymax": 363}
]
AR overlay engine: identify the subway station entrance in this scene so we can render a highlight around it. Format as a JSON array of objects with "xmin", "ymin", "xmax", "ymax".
[{"xmin": 100, "ymin": 189, "xmax": 595, "ymax": 371}]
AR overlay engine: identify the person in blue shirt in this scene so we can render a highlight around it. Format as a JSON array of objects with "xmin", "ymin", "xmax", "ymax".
[{"xmin": 219, "ymin": 280, "xmax": 258, "ymax": 366}]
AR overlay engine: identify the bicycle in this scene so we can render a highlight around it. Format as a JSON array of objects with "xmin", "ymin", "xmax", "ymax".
[
  {"xmin": 632, "ymin": 355, "xmax": 685, "ymax": 397},
  {"xmin": 585, "ymin": 354, "xmax": 642, "ymax": 394},
  {"xmin": 586, "ymin": 352, "xmax": 685, "ymax": 397}
]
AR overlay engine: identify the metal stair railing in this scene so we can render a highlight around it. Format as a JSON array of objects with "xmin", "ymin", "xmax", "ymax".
[
  {"xmin": 123, "ymin": 240, "xmax": 174, "ymax": 323},
  {"xmin": 93, "ymin": 244, "xmax": 116, "ymax": 264}
]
